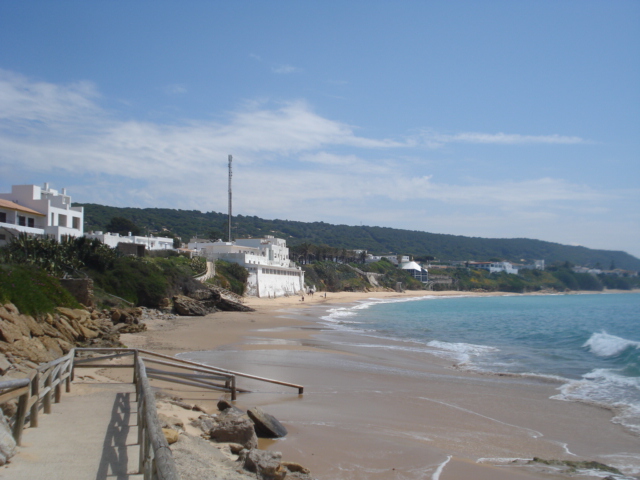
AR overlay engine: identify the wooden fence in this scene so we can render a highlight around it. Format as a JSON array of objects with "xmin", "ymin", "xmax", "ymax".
[{"xmin": 1, "ymin": 347, "xmax": 304, "ymax": 479}]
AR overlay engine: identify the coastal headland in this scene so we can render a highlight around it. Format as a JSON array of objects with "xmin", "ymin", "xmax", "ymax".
[{"xmin": 118, "ymin": 290, "xmax": 640, "ymax": 480}]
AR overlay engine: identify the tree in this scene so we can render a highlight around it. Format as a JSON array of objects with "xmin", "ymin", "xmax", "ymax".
[{"xmin": 105, "ymin": 217, "xmax": 141, "ymax": 236}]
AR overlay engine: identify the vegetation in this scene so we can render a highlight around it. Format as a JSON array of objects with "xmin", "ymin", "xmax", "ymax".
[
  {"xmin": 208, "ymin": 260, "xmax": 249, "ymax": 295},
  {"xmin": 0, "ymin": 264, "xmax": 81, "ymax": 315},
  {"xmin": 78, "ymin": 203, "xmax": 640, "ymax": 270}
]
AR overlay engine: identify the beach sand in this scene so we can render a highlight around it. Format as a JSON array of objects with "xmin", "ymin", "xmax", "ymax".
[{"xmin": 117, "ymin": 290, "xmax": 640, "ymax": 480}]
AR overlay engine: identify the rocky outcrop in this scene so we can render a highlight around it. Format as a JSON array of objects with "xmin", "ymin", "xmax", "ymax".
[
  {"xmin": 239, "ymin": 449, "xmax": 286, "ymax": 480},
  {"xmin": 0, "ymin": 303, "xmax": 123, "ymax": 374},
  {"xmin": 172, "ymin": 295, "xmax": 212, "ymax": 316},
  {"xmin": 207, "ymin": 410, "xmax": 258, "ymax": 449},
  {"xmin": 0, "ymin": 414, "xmax": 16, "ymax": 466},
  {"xmin": 172, "ymin": 286, "xmax": 254, "ymax": 316},
  {"xmin": 247, "ymin": 407, "xmax": 288, "ymax": 438}
]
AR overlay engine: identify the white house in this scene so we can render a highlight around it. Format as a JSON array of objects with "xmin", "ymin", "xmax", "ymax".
[
  {"xmin": 0, "ymin": 183, "xmax": 84, "ymax": 246},
  {"xmin": 400, "ymin": 261, "xmax": 429, "ymax": 283},
  {"xmin": 85, "ymin": 231, "xmax": 175, "ymax": 251},
  {"xmin": 365, "ymin": 254, "xmax": 410, "ymax": 265},
  {"xmin": 469, "ymin": 261, "xmax": 519, "ymax": 274},
  {"xmin": 197, "ymin": 235, "xmax": 305, "ymax": 298}
]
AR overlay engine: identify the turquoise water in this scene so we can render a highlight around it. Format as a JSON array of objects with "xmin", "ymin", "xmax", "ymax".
[{"xmin": 321, "ymin": 293, "xmax": 640, "ymax": 434}]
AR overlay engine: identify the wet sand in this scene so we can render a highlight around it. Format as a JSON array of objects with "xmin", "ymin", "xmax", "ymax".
[{"xmin": 119, "ymin": 290, "xmax": 640, "ymax": 480}]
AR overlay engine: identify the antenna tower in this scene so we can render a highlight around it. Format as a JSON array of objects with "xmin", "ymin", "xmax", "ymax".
[{"xmin": 228, "ymin": 154, "xmax": 233, "ymax": 242}]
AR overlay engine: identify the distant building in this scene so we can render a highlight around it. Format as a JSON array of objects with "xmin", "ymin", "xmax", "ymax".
[
  {"xmin": 365, "ymin": 254, "xmax": 410, "ymax": 265},
  {"xmin": 400, "ymin": 261, "xmax": 429, "ymax": 283},
  {"xmin": 468, "ymin": 261, "xmax": 519, "ymax": 274},
  {"xmin": 0, "ymin": 183, "xmax": 84, "ymax": 246},
  {"xmin": 85, "ymin": 231, "xmax": 174, "ymax": 251},
  {"xmin": 196, "ymin": 235, "xmax": 305, "ymax": 298}
]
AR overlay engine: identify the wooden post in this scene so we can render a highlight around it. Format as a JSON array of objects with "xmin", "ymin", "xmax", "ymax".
[
  {"xmin": 44, "ymin": 373, "xmax": 52, "ymax": 414},
  {"xmin": 30, "ymin": 371, "xmax": 39, "ymax": 428},
  {"xmin": 54, "ymin": 367, "xmax": 62, "ymax": 404},
  {"xmin": 12, "ymin": 392, "xmax": 28, "ymax": 446}
]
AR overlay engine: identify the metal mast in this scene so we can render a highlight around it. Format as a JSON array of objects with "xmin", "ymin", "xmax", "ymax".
[{"xmin": 228, "ymin": 154, "xmax": 233, "ymax": 242}]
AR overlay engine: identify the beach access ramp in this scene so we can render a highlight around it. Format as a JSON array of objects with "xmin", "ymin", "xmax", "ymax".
[{"xmin": 1, "ymin": 347, "xmax": 303, "ymax": 480}]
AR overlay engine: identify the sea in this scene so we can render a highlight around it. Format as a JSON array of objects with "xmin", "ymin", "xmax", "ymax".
[{"xmin": 319, "ymin": 292, "xmax": 640, "ymax": 436}]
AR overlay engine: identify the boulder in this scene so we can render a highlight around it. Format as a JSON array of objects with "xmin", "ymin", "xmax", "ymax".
[
  {"xmin": 217, "ymin": 399, "xmax": 245, "ymax": 416},
  {"xmin": 6, "ymin": 338, "xmax": 56, "ymax": 364},
  {"xmin": 0, "ymin": 414, "xmax": 16, "ymax": 466},
  {"xmin": 281, "ymin": 461, "xmax": 311, "ymax": 474},
  {"xmin": 40, "ymin": 336, "xmax": 64, "ymax": 357},
  {"xmin": 19, "ymin": 314, "xmax": 44, "ymax": 337},
  {"xmin": 239, "ymin": 449, "xmax": 286, "ymax": 480},
  {"xmin": 0, "ymin": 311, "xmax": 30, "ymax": 337},
  {"xmin": 0, "ymin": 319, "xmax": 23, "ymax": 344},
  {"xmin": 162, "ymin": 428, "xmax": 180, "ymax": 445},
  {"xmin": 172, "ymin": 295, "xmax": 209, "ymax": 316},
  {"xmin": 191, "ymin": 414, "xmax": 217, "ymax": 435},
  {"xmin": 0, "ymin": 353, "xmax": 12, "ymax": 375},
  {"xmin": 208, "ymin": 412, "xmax": 258, "ymax": 449},
  {"xmin": 247, "ymin": 407, "xmax": 288, "ymax": 438}
]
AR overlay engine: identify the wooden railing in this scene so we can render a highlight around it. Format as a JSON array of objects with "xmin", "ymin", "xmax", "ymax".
[
  {"xmin": 1, "ymin": 347, "xmax": 304, "ymax": 479},
  {"xmin": 0, "ymin": 349, "xmax": 74, "ymax": 445}
]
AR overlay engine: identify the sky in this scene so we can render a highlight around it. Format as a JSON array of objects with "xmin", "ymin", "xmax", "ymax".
[{"xmin": 0, "ymin": 1, "xmax": 638, "ymax": 257}]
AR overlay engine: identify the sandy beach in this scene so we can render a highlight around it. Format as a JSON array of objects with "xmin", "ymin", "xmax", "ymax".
[{"xmin": 118, "ymin": 290, "xmax": 640, "ymax": 480}]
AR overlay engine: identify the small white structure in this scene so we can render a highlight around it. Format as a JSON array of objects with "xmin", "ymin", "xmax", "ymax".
[
  {"xmin": 469, "ymin": 261, "xmax": 519, "ymax": 274},
  {"xmin": 197, "ymin": 235, "xmax": 305, "ymax": 298},
  {"xmin": 400, "ymin": 261, "xmax": 429, "ymax": 283},
  {"xmin": 365, "ymin": 254, "xmax": 410, "ymax": 265},
  {"xmin": 0, "ymin": 183, "xmax": 84, "ymax": 246},
  {"xmin": 85, "ymin": 231, "xmax": 174, "ymax": 251}
]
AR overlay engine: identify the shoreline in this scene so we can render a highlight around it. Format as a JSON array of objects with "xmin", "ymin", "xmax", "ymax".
[{"xmin": 119, "ymin": 289, "xmax": 640, "ymax": 480}]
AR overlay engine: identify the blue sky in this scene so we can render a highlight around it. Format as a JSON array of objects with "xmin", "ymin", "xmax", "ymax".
[{"xmin": 1, "ymin": 1, "xmax": 638, "ymax": 257}]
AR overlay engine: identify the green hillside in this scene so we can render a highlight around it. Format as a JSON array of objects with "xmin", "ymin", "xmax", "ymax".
[{"xmin": 78, "ymin": 203, "xmax": 640, "ymax": 271}]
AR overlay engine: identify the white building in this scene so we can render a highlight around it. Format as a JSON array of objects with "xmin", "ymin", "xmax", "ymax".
[
  {"xmin": 469, "ymin": 261, "xmax": 519, "ymax": 274},
  {"xmin": 0, "ymin": 183, "xmax": 84, "ymax": 246},
  {"xmin": 365, "ymin": 254, "xmax": 410, "ymax": 265},
  {"xmin": 84, "ymin": 231, "xmax": 175, "ymax": 251},
  {"xmin": 400, "ymin": 261, "xmax": 429, "ymax": 283},
  {"xmin": 196, "ymin": 235, "xmax": 305, "ymax": 298}
]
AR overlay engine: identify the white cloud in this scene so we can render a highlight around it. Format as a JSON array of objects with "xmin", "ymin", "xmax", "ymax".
[
  {"xmin": 271, "ymin": 64, "xmax": 301, "ymax": 74},
  {"xmin": 1, "ymin": 69, "xmax": 634, "ymax": 256},
  {"xmin": 421, "ymin": 130, "xmax": 585, "ymax": 146}
]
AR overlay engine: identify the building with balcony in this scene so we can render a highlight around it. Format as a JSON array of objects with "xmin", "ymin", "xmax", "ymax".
[{"xmin": 0, "ymin": 183, "xmax": 84, "ymax": 246}]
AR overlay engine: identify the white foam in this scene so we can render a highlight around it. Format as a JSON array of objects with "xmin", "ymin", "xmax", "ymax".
[
  {"xmin": 552, "ymin": 368, "xmax": 640, "ymax": 435},
  {"xmin": 431, "ymin": 455, "xmax": 451, "ymax": 480},
  {"xmin": 583, "ymin": 331, "xmax": 640, "ymax": 358}
]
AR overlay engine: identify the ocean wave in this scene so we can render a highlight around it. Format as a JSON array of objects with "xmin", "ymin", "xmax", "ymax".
[
  {"xmin": 552, "ymin": 368, "xmax": 640, "ymax": 435},
  {"xmin": 583, "ymin": 331, "xmax": 640, "ymax": 358}
]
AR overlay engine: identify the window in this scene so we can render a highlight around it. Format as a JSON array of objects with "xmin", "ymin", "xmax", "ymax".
[
  {"xmin": 0, "ymin": 212, "xmax": 5, "ymax": 223},
  {"xmin": 0, "ymin": 234, "xmax": 5, "ymax": 241},
  {"xmin": 18, "ymin": 216, "xmax": 26, "ymax": 226},
  {"xmin": 59, "ymin": 214, "xmax": 67, "ymax": 227},
  {"xmin": 28, "ymin": 218, "xmax": 35, "ymax": 228}
]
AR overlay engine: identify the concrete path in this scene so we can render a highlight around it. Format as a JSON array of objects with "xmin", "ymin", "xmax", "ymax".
[{"xmin": 0, "ymin": 382, "xmax": 143, "ymax": 480}]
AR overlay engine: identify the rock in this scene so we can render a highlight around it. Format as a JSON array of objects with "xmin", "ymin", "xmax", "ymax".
[
  {"xmin": 114, "ymin": 323, "xmax": 146, "ymax": 334},
  {"xmin": 228, "ymin": 443, "xmax": 245, "ymax": 454},
  {"xmin": 40, "ymin": 336, "xmax": 64, "ymax": 357},
  {"xmin": 162, "ymin": 428, "xmax": 180, "ymax": 444},
  {"xmin": 172, "ymin": 295, "xmax": 209, "ymax": 316},
  {"xmin": 281, "ymin": 461, "xmax": 311, "ymax": 475},
  {"xmin": 159, "ymin": 414, "xmax": 184, "ymax": 430},
  {"xmin": 247, "ymin": 407, "xmax": 288, "ymax": 438},
  {"xmin": 239, "ymin": 449, "xmax": 286, "ymax": 480},
  {"xmin": 0, "ymin": 319, "xmax": 23, "ymax": 343},
  {"xmin": 191, "ymin": 414, "xmax": 217, "ymax": 435},
  {"xmin": 0, "ymin": 353, "xmax": 12, "ymax": 375},
  {"xmin": 5, "ymin": 338, "xmax": 55, "ymax": 364},
  {"xmin": 0, "ymin": 310, "xmax": 30, "ymax": 337},
  {"xmin": 17, "ymin": 314, "xmax": 44, "ymax": 337},
  {"xmin": 0, "ymin": 414, "xmax": 16, "ymax": 466},
  {"xmin": 208, "ymin": 412, "xmax": 258, "ymax": 449},
  {"xmin": 217, "ymin": 399, "xmax": 245, "ymax": 416}
]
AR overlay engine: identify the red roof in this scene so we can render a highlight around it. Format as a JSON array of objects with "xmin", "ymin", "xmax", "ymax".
[{"xmin": 0, "ymin": 199, "xmax": 45, "ymax": 216}]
